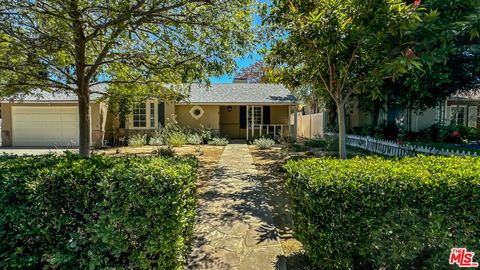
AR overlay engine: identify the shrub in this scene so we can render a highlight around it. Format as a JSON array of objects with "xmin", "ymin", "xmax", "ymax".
[
  {"xmin": 195, "ymin": 125, "xmax": 213, "ymax": 143},
  {"xmin": 153, "ymin": 146, "xmax": 175, "ymax": 157},
  {"xmin": 285, "ymin": 156, "xmax": 480, "ymax": 270},
  {"xmin": 304, "ymin": 138, "xmax": 328, "ymax": 148},
  {"xmin": 187, "ymin": 133, "xmax": 203, "ymax": 145},
  {"xmin": 128, "ymin": 134, "xmax": 147, "ymax": 147},
  {"xmin": 167, "ymin": 131, "xmax": 188, "ymax": 147},
  {"xmin": 0, "ymin": 153, "xmax": 198, "ymax": 269},
  {"xmin": 149, "ymin": 131, "xmax": 164, "ymax": 146},
  {"xmin": 208, "ymin": 137, "xmax": 229, "ymax": 146},
  {"xmin": 253, "ymin": 138, "xmax": 275, "ymax": 149}
]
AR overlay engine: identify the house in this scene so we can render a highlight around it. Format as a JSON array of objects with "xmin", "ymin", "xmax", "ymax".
[
  {"xmin": 348, "ymin": 90, "xmax": 480, "ymax": 133},
  {"xmin": 0, "ymin": 83, "xmax": 298, "ymax": 147}
]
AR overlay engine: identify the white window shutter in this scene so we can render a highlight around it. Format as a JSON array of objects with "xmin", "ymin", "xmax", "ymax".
[{"xmin": 468, "ymin": 106, "xmax": 478, "ymax": 128}]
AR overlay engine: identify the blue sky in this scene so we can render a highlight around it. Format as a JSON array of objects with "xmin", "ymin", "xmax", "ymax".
[{"xmin": 210, "ymin": 4, "xmax": 266, "ymax": 84}]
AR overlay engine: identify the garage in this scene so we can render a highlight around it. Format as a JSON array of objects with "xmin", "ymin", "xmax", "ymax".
[{"xmin": 12, "ymin": 107, "xmax": 79, "ymax": 147}]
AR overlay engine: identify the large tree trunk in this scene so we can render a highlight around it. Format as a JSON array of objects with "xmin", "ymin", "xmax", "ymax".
[
  {"xmin": 78, "ymin": 85, "xmax": 91, "ymax": 158},
  {"xmin": 337, "ymin": 103, "xmax": 347, "ymax": 159}
]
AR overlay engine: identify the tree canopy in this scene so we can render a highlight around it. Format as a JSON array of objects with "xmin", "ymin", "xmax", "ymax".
[
  {"xmin": 381, "ymin": 0, "xmax": 480, "ymax": 110},
  {"xmin": 0, "ymin": 0, "xmax": 256, "ymax": 157},
  {"xmin": 265, "ymin": 0, "xmax": 421, "ymax": 158}
]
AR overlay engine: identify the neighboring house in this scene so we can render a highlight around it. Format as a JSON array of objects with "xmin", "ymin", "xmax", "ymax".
[{"xmin": 0, "ymin": 83, "xmax": 298, "ymax": 147}]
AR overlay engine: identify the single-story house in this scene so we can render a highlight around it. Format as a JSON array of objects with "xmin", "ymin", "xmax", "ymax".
[
  {"xmin": 0, "ymin": 83, "xmax": 298, "ymax": 147},
  {"xmin": 348, "ymin": 91, "xmax": 480, "ymax": 132}
]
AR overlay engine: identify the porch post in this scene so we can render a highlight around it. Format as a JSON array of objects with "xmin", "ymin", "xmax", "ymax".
[
  {"xmin": 246, "ymin": 105, "xmax": 249, "ymax": 141},
  {"xmin": 251, "ymin": 106, "xmax": 254, "ymax": 138},
  {"xmin": 288, "ymin": 105, "xmax": 292, "ymax": 137},
  {"xmin": 293, "ymin": 105, "xmax": 298, "ymax": 141}
]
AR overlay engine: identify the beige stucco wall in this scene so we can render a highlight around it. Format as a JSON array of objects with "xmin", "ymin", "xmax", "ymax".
[
  {"xmin": 175, "ymin": 105, "xmax": 220, "ymax": 132},
  {"xmin": 271, "ymin": 105, "xmax": 290, "ymax": 124},
  {"xmin": 219, "ymin": 105, "xmax": 291, "ymax": 139},
  {"xmin": 220, "ymin": 105, "xmax": 242, "ymax": 138},
  {"xmin": 0, "ymin": 102, "xmax": 106, "ymax": 147}
]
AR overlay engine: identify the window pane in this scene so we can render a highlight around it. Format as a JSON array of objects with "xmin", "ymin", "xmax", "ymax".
[
  {"xmin": 150, "ymin": 103, "xmax": 155, "ymax": 128},
  {"xmin": 133, "ymin": 103, "xmax": 147, "ymax": 127},
  {"xmin": 248, "ymin": 106, "xmax": 263, "ymax": 126},
  {"xmin": 468, "ymin": 106, "xmax": 478, "ymax": 128},
  {"xmin": 457, "ymin": 107, "xmax": 465, "ymax": 125}
]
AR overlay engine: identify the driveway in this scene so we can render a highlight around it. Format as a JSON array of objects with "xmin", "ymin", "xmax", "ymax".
[{"xmin": 0, "ymin": 148, "xmax": 77, "ymax": 156}]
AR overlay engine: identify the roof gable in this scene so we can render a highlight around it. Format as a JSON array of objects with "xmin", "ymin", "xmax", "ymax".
[{"xmin": 180, "ymin": 83, "xmax": 297, "ymax": 104}]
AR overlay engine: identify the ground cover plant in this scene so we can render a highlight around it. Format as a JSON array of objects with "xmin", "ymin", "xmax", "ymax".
[
  {"xmin": 0, "ymin": 153, "xmax": 198, "ymax": 269},
  {"xmin": 285, "ymin": 156, "xmax": 480, "ymax": 270},
  {"xmin": 253, "ymin": 138, "xmax": 275, "ymax": 149},
  {"xmin": 208, "ymin": 138, "xmax": 229, "ymax": 146},
  {"xmin": 128, "ymin": 134, "xmax": 148, "ymax": 147}
]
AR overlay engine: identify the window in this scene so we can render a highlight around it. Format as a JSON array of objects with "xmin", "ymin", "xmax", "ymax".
[
  {"xmin": 150, "ymin": 103, "xmax": 155, "ymax": 128},
  {"xmin": 449, "ymin": 105, "xmax": 467, "ymax": 125},
  {"xmin": 133, "ymin": 103, "xmax": 147, "ymax": 128},
  {"xmin": 158, "ymin": 102, "xmax": 165, "ymax": 128},
  {"xmin": 248, "ymin": 106, "xmax": 262, "ymax": 126},
  {"xmin": 468, "ymin": 106, "xmax": 478, "ymax": 128}
]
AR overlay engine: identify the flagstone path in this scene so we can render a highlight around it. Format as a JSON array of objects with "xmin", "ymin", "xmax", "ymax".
[{"xmin": 187, "ymin": 142, "xmax": 286, "ymax": 270}]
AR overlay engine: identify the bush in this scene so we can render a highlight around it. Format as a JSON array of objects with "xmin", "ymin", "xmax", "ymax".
[
  {"xmin": 285, "ymin": 156, "xmax": 480, "ymax": 270},
  {"xmin": 0, "ymin": 153, "xmax": 198, "ymax": 269},
  {"xmin": 304, "ymin": 138, "xmax": 328, "ymax": 148},
  {"xmin": 128, "ymin": 134, "xmax": 147, "ymax": 147},
  {"xmin": 167, "ymin": 131, "xmax": 188, "ymax": 147},
  {"xmin": 253, "ymin": 138, "xmax": 275, "ymax": 149},
  {"xmin": 195, "ymin": 126, "xmax": 213, "ymax": 143},
  {"xmin": 149, "ymin": 131, "xmax": 164, "ymax": 146},
  {"xmin": 187, "ymin": 133, "xmax": 203, "ymax": 145},
  {"xmin": 208, "ymin": 137, "xmax": 229, "ymax": 146},
  {"xmin": 153, "ymin": 146, "xmax": 175, "ymax": 157}
]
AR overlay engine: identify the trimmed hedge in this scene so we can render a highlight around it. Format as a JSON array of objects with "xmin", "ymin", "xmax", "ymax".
[
  {"xmin": 0, "ymin": 153, "xmax": 198, "ymax": 269},
  {"xmin": 285, "ymin": 156, "xmax": 480, "ymax": 270}
]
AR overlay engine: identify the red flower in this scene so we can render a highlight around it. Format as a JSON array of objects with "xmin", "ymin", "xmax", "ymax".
[
  {"xmin": 405, "ymin": 48, "xmax": 415, "ymax": 58},
  {"xmin": 413, "ymin": 0, "xmax": 421, "ymax": 8},
  {"xmin": 452, "ymin": 131, "xmax": 460, "ymax": 137},
  {"xmin": 398, "ymin": 140, "xmax": 404, "ymax": 145}
]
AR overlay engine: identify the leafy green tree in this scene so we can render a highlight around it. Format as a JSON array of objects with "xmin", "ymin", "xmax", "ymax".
[
  {"xmin": 266, "ymin": 0, "xmax": 421, "ymax": 158},
  {"xmin": 380, "ymin": 0, "xmax": 480, "ymax": 111},
  {"xmin": 0, "ymin": 0, "xmax": 256, "ymax": 157}
]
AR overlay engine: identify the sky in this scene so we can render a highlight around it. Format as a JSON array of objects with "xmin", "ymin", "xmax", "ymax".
[{"xmin": 209, "ymin": 3, "xmax": 267, "ymax": 84}]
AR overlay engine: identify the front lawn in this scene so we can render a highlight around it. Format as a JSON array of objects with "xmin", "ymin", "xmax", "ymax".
[{"xmin": 0, "ymin": 153, "xmax": 198, "ymax": 269}]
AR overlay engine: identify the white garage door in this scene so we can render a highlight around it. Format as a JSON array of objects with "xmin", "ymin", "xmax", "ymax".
[{"xmin": 12, "ymin": 107, "xmax": 79, "ymax": 147}]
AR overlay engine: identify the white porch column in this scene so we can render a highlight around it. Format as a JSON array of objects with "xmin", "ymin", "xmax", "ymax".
[
  {"xmin": 293, "ymin": 106, "xmax": 298, "ymax": 141},
  {"xmin": 246, "ymin": 105, "xmax": 249, "ymax": 141},
  {"xmin": 251, "ymin": 106, "xmax": 255, "ymax": 138}
]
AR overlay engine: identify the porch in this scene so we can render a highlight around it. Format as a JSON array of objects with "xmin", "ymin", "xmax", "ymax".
[{"xmin": 219, "ymin": 105, "xmax": 297, "ymax": 141}]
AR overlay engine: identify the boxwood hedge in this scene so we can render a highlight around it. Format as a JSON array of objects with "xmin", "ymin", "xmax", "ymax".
[
  {"xmin": 0, "ymin": 153, "xmax": 198, "ymax": 269},
  {"xmin": 285, "ymin": 156, "xmax": 480, "ymax": 270}
]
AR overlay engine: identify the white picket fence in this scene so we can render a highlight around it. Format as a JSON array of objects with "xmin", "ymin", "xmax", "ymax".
[{"xmin": 325, "ymin": 133, "xmax": 479, "ymax": 157}]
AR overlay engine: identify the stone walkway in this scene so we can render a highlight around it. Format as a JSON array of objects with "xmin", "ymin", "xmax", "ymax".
[{"xmin": 187, "ymin": 143, "xmax": 286, "ymax": 270}]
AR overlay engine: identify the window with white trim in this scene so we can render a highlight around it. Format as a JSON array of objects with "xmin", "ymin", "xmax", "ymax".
[
  {"xmin": 248, "ymin": 106, "xmax": 262, "ymax": 126},
  {"xmin": 468, "ymin": 106, "xmax": 478, "ymax": 128},
  {"xmin": 149, "ymin": 103, "xmax": 155, "ymax": 128},
  {"xmin": 448, "ymin": 105, "xmax": 467, "ymax": 125},
  {"xmin": 133, "ymin": 103, "xmax": 147, "ymax": 128}
]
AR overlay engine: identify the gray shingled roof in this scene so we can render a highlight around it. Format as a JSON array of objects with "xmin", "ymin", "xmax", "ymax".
[
  {"xmin": 180, "ymin": 83, "xmax": 297, "ymax": 104},
  {"xmin": 2, "ymin": 83, "xmax": 297, "ymax": 104},
  {"xmin": 1, "ymin": 84, "xmax": 106, "ymax": 103}
]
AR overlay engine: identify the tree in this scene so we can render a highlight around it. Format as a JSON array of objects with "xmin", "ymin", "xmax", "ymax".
[
  {"xmin": 265, "ymin": 0, "xmax": 421, "ymax": 158},
  {"xmin": 380, "ymin": 0, "xmax": 480, "ymax": 111},
  {"xmin": 234, "ymin": 60, "xmax": 271, "ymax": 83},
  {"xmin": 0, "ymin": 0, "xmax": 256, "ymax": 157}
]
